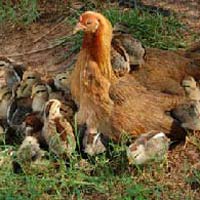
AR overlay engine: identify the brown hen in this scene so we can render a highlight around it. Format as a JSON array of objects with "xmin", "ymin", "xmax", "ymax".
[{"xmin": 70, "ymin": 11, "xmax": 186, "ymax": 142}]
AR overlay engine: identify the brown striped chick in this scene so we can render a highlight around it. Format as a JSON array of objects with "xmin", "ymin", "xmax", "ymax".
[
  {"xmin": 42, "ymin": 99, "xmax": 76, "ymax": 159},
  {"xmin": 16, "ymin": 71, "xmax": 41, "ymax": 98},
  {"xmin": 172, "ymin": 77, "xmax": 200, "ymax": 132},
  {"xmin": 0, "ymin": 85, "xmax": 12, "ymax": 120},
  {"xmin": 54, "ymin": 71, "xmax": 71, "ymax": 94},
  {"xmin": 21, "ymin": 113, "xmax": 47, "ymax": 148},
  {"xmin": 181, "ymin": 102, "xmax": 200, "ymax": 132},
  {"xmin": 0, "ymin": 57, "xmax": 25, "ymax": 89},
  {"xmin": 51, "ymin": 72, "xmax": 77, "ymax": 124},
  {"xmin": 17, "ymin": 136, "xmax": 44, "ymax": 164},
  {"xmin": 46, "ymin": 78, "xmax": 64, "ymax": 101},
  {"xmin": 0, "ymin": 86, "xmax": 12, "ymax": 141},
  {"xmin": 111, "ymin": 39, "xmax": 130, "ymax": 77},
  {"xmin": 59, "ymin": 102, "xmax": 76, "ymax": 127},
  {"xmin": 7, "ymin": 71, "xmax": 41, "ymax": 126},
  {"xmin": 7, "ymin": 82, "xmax": 32, "ymax": 127},
  {"xmin": 0, "ymin": 123, "xmax": 5, "ymax": 144},
  {"xmin": 127, "ymin": 132, "xmax": 169, "ymax": 165},
  {"xmin": 31, "ymin": 83, "xmax": 49, "ymax": 113},
  {"xmin": 48, "ymin": 71, "xmax": 72, "ymax": 101},
  {"xmin": 113, "ymin": 23, "xmax": 145, "ymax": 69},
  {"xmin": 182, "ymin": 76, "xmax": 200, "ymax": 101},
  {"xmin": 82, "ymin": 131, "xmax": 107, "ymax": 156}
]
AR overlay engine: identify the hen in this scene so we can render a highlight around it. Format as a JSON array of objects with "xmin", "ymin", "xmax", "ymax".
[{"xmin": 70, "ymin": 11, "xmax": 186, "ymax": 142}]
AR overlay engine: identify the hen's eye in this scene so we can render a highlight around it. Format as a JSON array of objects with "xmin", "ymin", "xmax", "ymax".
[{"xmin": 86, "ymin": 20, "xmax": 92, "ymax": 25}]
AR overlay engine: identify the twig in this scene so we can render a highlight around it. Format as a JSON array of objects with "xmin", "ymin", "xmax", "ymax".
[{"xmin": 32, "ymin": 17, "xmax": 69, "ymax": 44}]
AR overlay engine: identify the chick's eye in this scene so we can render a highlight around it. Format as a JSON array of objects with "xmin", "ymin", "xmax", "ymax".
[{"xmin": 27, "ymin": 76, "xmax": 35, "ymax": 79}]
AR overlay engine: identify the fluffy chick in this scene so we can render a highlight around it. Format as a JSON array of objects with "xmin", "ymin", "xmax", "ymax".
[
  {"xmin": 0, "ymin": 85, "xmax": 12, "ymax": 120},
  {"xmin": 111, "ymin": 39, "xmax": 130, "ymax": 77},
  {"xmin": 31, "ymin": 83, "xmax": 49, "ymax": 113},
  {"xmin": 82, "ymin": 131, "xmax": 107, "ymax": 156},
  {"xmin": 21, "ymin": 113, "xmax": 46, "ymax": 148},
  {"xmin": 0, "ymin": 57, "xmax": 25, "ymax": 88},
  {"xmin": 7, "ymin": 71, "xmax": 41, "ymax": 126},
  {"xmin": 7, "ymin": 83, "xmax": 32, "ymax": 126},
  {"xmin": 173, "ymin": 101, "xmax": 200, "ymax": 131},
  {"xmin": 113, "ymin": 23, "xmax": 145, "ymax": 69},
  {"xmin": 16, "ymin": 71, "xmax": 41, "ymax": 98},
  {"xmin": 42, "ymin": 99, "xmax": 76, "ymax": 158},
  {"xmin": 127, "ymin": 132, "xmax": 169, "ymax": 165},
  {"xmin": 182, "ymin": 76, "xmax": 200, "ymax": 101},
  {"xmin": 54, "ymin": 71, "xmax": 71, "ymax": 93},
  {"xmin": 17, "ymin": 136, "xmax": 43, "ymax": 164}
]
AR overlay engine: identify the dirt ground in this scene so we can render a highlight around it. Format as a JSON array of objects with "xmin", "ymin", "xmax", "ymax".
[{"xmin": 0, "ymin": 0, "xmax": 200, "ymax": 198}]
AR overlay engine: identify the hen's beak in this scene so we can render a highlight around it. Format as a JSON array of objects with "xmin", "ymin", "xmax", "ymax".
[{"xmin": 73, "ymin": 22, "xmax": 86, "ymax": 34}]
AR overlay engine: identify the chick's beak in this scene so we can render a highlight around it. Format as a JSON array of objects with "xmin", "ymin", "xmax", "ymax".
[{"xmin": 73, "ymin": 22, "xmax": 86, "ymax": 34}]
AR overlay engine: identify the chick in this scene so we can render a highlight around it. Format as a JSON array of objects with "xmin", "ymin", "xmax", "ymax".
[
  {"xmin": 21, "ymin": 113, "xmax": 47, "ymax": 148},
  {"xmin": 172, "ymin": 76, "xmax": 200, "ymax": 131},
  {"xmin": 46, "ymin": 77, "xmax": 65, "ymax": 101},
  {"xmin": 0, "ymin": 86, "xmax": 12, "ymax": 120},
  {"xmin": 31, "ymin": 83, "xmax": 49, "ymax": 113},
  {"xmin": 59, "ymin": 101, "xmax": 77, "ymax": 126},
  {"xmin": 48, "ymin": 71, "xmax": 73, "ymax": 102},
  {"xmin": 17, "ymin": 71, "xmax": 41, "ymax": 98},
  {"xmin": 180, "ymin": 101, "xmax": 200, "ymax": 131},
  {"xmin": 42, "ymin": 99, "xmax": 76, "ymax": 158},
  {"xmin": 7, "ymin": 71, "xmax": 41, "ymax": 126},
  {"xmin": 49, "ymin": 72, "xmax": 77, "ymax": 124},
  {"xmin": 0, "ymin": 124, "xmax": 5, "ymax": 144},
  {"xmin": 7, "ymin": 83, "xmax": 32, "ymax": 126},
  {"xmin": 17, "ymin": 136, "xmax": 43, "ymax": 164},
  {"xmin": 111, "ymin": 39, "xmax": 130, "ymax": 77},
  {"xmin": 127, "ymin": 132, "xmax": 169, "ymax": 165},
  {"xmin": 54, "ymin": 71, "xmax": 71, "ymax": 93},
  {"xmin": 113, "ymin": 23, "xmax": 145, "ymax": 69},
  {"xmin": 171, "ymin": 102, "xmax": 199, "ymax": 125},
  {"xmin": 0, "ymin": 57, "xmax": 25, "ymax": 88},
  {"xmin": 82, "ymin": 131, "xmax": 107, "ymax": 156},
  {"xmin": 182, "ymin": 76, "xmax": 200, "ymax": 101}
]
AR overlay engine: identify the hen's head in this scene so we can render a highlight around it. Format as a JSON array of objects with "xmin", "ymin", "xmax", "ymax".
[{"xmin": 73, "ymin": 11, "xmax": 112, "ymax": 34}]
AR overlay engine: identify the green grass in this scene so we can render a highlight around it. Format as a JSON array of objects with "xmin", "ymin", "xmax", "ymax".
[
  {"xmin": 104, "ymin": 9, "xmax": 186, "ymax": 50},
  {"xmin": 0, "ymin": 0, "xmax": 39, "ymax": 25},
  {"xmin": 1, "ymin": 134, "xmax": 198, "ymax": 199}
]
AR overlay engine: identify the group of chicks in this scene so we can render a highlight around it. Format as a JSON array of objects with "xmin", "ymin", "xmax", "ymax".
[
  {"xmin": 0, "ymin": 57, "xmax": 77, "ymax": 167},
  {"xmin": 0, "ymin": 23, "xmax": 147, "ymax": 168}
]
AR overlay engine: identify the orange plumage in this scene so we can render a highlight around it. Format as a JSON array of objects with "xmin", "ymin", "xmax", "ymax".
[{"xmin": 70, "ymin": 11, "xmax": 186, "ymax": 142}]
